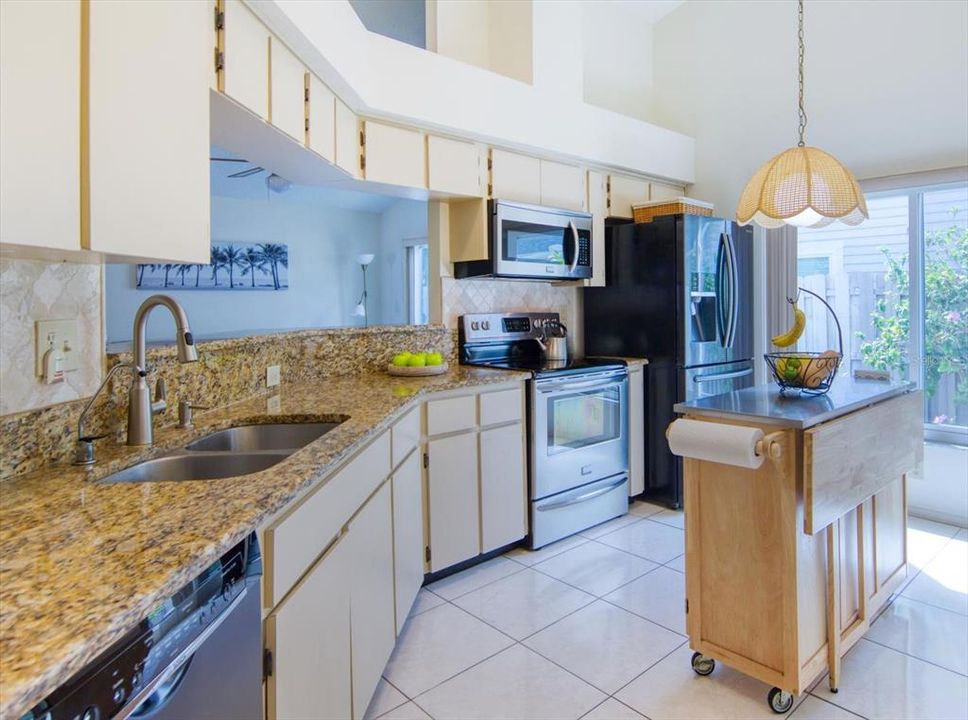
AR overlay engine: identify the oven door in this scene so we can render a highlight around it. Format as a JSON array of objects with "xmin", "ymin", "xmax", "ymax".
[
  {"xmin": 493, "ymin": 200, "xmax": 592, "ymax": 280},
  {"xmin": 530, "ymin": 369, "xmax": 628, "ymax": 499}
]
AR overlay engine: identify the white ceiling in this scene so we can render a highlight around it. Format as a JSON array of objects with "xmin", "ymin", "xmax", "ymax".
[
  {"xmin": 601, "ymin": 0, "xmax": 685, "ymax": 25},
  {"xmin": 209, "ymin": 146, "xmax": 400, "ymax": 212}
]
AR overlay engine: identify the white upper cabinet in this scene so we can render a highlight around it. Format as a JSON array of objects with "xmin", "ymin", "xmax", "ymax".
[
  {"xmin": 86, "ymin": 0, "xmax": 209, "ymax": 262},
  {"xmin": 650, "ymin": 181, "xmax": 686, "ymax": 202},
  {"xmin": 307, "ymin": 74, "xmax": 336, "ymax": 163},
  {"xmin": 335, "ymin": 99, "xmax": 362, "ymax": 178},
  {"xmin": 269, "ymin": 36, "xmax": 307, "ymax": 142},
  {"xmin": 221, "ymin": 0, "xmax": 269, "ymax": 119},
  {"xmin": 0, "ymin": 0, "xmax": 80, "ymax": 253},
  {"xmin": 539, "ymin": 160, "xmax": 586, "ymax": 212},
  {"xmin": 428, "ymin": 135, "xmax": 482, "ymax": 197},
  {"xmin": 489, "ymin": 149, "xmax": 541, "ymax": 205},
  {"xmin": 362, "ymin": 121, "xmax": 426, "ymax": 189},
  {"xmin": 608, "ymin": 174, "xmax": 650, "ymax": 218}
]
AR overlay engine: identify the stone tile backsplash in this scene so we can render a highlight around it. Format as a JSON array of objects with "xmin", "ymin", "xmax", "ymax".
[{"xmin": 0, "ymin": 325, "xmax": 453, "ymax": 480}]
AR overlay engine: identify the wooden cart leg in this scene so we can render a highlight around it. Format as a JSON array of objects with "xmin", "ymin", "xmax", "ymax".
[{"xmin": 826, "ymin": 523, "xmax": 841, "ymax": 693}]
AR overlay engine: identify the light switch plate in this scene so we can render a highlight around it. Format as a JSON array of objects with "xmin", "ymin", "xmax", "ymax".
[
  {"xmin": 266, "ymin": 365, "xmax": 281, "ymax": 387},
  {"xmin": 35, "ymin": 319, "xmax": 79, "ymax": 377}
]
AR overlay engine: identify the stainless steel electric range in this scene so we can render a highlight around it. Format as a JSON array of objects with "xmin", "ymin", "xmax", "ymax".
[{"xmin": 459, "ymin": 312, "xmax": 629, "ymax": 548}]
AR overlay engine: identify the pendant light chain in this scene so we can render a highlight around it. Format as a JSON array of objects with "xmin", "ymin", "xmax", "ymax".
[{"xmin": 797, "ymin": 0, "xmax": 807, "ymax": 147}]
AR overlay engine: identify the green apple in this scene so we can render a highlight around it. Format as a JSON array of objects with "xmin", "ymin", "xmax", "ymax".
[
  {"xmin": 391, "ymin": 352, "xmax": 411, "ymax": 367},
  {"xmin": 426, "ymin": 352, "xmax": 444, "ymax": 366},
  {"xmin": 407, "ymin": 355, "xmax": 427, "ymax": 367}
]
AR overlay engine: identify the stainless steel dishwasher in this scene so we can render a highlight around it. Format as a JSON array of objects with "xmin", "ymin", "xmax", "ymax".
[{"xmin": 24, "ymin": 533, "xmax": 263, "ymax": 720}]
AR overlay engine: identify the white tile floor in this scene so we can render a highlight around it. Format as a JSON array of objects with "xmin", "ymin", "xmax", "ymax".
[{"xmin": 369, "ymin": 504, "xmax": 968, "ymax": 720}]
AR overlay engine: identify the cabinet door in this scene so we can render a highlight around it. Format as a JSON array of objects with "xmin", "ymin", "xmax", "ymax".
[
  {"xmin": 363, "ymin": 121, "xmax": 426, "ymax": 189},
  {"xmin": 480, "ymin": 423, "xmax": 526, "ymax": 553},
  {"xmin": 269, "ymin": 36, "xmax": 306, "ymax": 142},
  {"xmin": 222, "ymin": 0, "xmax": 269, "ymax": 119},
  {"xmin": 348, "ymin": 482, "xmax": 396, "ymax": 719},
  {"xmin": 608, "ymin": 174, "xmax": 649, "ymax": 218},
  {"xmin": 1, "ymin": 0, "xmax": 80, "ymax": 253},
  {"xmin": 428, "ymin": 432, "xmax": 480, "ymax": 571},
  {"xmin": 392, "ymin": 451, "xmax": 424, "ymax": 633},
  {"xmin": 428, "ymin": 135, "xmax": 482, "ymax": 196},
  {"xmin": 872, "ymin": 476, "xmax": 907, "ymax": 602},
  {"xmin": 335, "ymin": 99, "xmax": 362, "ymax": 178},
  {"xmin": 490, "ymin": 149, "xmax": 540, "ymax": 204},
  {"xmin": 540, "ymin": 160, "xmax": 585, "ymax": 211},
  {"xmin": 584, "ymin": 170, "xmax": 607, "ymax": 287},
  {"xmin": 651, "ymin": 181, "xmax": 685, "ymax": 202},
  {"xmin": 87, "ymin": 0, "xmax": 209, "ymax": 262},
  {"xmin": 267, "ymin": 533, "xmax": 351, "ymax": 720},
  {"xmin": 628, "ymin": 367, "xmax": 645, "ymax": 496},
  {"xmin": 307, "ymin": 74, "xmax": 336, "ymax": 163}
]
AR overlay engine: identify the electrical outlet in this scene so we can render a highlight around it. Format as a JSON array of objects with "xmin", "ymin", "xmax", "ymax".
[
  {"xmin": 266, "ymin": 365, "xmax": 281, "ymax": 387},
  {"xmin": 267, "ymin": 395, "xmax": 281, "ymax": 413},
  {"xmin": 35, "ymin": 319, "xmax": 79, "ymax": 377}
]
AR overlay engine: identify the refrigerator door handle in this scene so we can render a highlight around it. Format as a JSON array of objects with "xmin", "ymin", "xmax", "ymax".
[
  {"xmin": 715, "ymin": 233, "xmax": 727, "ymax": 347},
  {"xmin": 692, "ymin": 366, "xmax": 753, "ymax": 383},
  {"xmin": 724, "ymin": 231, "xmax": 739, "ymax": 349}
]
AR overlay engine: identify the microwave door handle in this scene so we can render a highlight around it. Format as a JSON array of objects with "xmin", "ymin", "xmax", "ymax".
[{"xmin": 568, "ymin": 221, "xmax": 580, "ymax": 274}]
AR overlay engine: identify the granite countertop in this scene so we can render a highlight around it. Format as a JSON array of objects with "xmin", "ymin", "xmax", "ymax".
[
  {"xmin": 0, "ymin": 366, "xmax": 526, "ymax": 720},
  {"xmin": 674, "ymin": 377, "xmax": 916, "ymax": 428}
]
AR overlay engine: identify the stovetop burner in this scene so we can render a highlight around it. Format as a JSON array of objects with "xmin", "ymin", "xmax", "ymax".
[{"xmin": 464, "ymin": 356, "xmax": 626, "ymax": 378}]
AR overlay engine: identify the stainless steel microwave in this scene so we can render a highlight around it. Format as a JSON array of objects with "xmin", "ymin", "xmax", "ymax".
[{"xmin": 453, "ymin": 199, "xmax": 593, "ymax": 281}]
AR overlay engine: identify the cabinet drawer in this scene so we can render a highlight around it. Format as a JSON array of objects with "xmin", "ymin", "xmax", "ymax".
[
  {"xmin": 479, "ymin": 387, "xmax": 522, "ymax": 427},
  {"xmin": 427, "ymin": 394, "xmax": 476, "ymax": 436},
  {"xmin": 266, "ymin": 431, "xmax": 390, "ymax": 605},
  {"xmin": 392, "ymin": 405, "xmax": 421, "ymax": 469},
  {"xmin": 803, "ymin": 391, "xmax": 922, "ymax": 534}
]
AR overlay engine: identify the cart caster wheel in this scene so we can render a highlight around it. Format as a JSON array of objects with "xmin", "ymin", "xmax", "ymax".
[
  {"xmin": 691, "ymin": 652, "xmax": 715, "ymax": 676},
  {"xmin": 768, "ymin": 687, "xmax": 794, "ymax": 714}
]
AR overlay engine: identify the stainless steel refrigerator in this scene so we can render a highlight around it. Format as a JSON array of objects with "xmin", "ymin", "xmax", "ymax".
[{"xmin": 583, "ymin": 214, "xmax": 754, "ymax": 508}]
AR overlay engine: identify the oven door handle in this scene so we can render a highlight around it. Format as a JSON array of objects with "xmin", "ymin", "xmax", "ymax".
[
  {"xmin": 537, "ymin": 477, "xmax": 627, "ymax": 511},
  {"xmin": 537, "ymin": 376, "xmax": 625, "ymax": 394},
  {"xmin": 568, "ymin": 221, "xmax": 580, "ymax": 274}
]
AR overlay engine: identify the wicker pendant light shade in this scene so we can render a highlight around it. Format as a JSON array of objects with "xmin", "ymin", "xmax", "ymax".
[
  {"xmin": 736, "ymin": 146, "xmax": 868, "ymax": 229},
  {"xmin": 736, "ymin": 0, "xmax": 867, "ymax": 229}
]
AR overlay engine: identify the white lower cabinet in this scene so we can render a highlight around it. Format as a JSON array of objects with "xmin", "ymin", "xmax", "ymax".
[
  {"xmin": 480, "ymin": 423, "xmax": 526, "ymax": 552},
  {"xmin": 392, "ymin": 451, "xmax": 424, "ymax": 633},
  {"xmin": 267, "ymin": 532, "xmax": 352, "ymax": 720},
  {"xmin": 628, "ymin": 366, "xmax": 645, "ymax": 496},
  {"xmin": 427, "ymin": 432, "xmax": 480, "ymax": 572},
  {"xmin": 348, "ymin": 482, "xmax": 396, "ymax": 719}
]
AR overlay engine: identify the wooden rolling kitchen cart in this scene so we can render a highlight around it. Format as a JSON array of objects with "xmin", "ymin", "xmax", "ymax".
[{"xmin": 671, "ymin": 381, "xmax": 922, "ymax": 713}]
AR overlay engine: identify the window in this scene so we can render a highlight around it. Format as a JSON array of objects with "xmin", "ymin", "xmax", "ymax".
[
  {"xmin": 797, "ymin": 182, "xmax": 968, "ymax": 443},
  {"xmin": 406, "ymin": 241, "xmax": 429, "ymax": 325}
]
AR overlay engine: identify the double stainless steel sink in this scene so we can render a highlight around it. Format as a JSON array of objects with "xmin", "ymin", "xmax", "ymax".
[{"xmin": 99, "ymin": 422, "xmax": 343, "ymax": 484}]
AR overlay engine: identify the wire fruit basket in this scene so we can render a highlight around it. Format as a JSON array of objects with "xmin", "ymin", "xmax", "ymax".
[{"xmin": 764, "ymin": 287, "xmax": 844, "ymax": 396}]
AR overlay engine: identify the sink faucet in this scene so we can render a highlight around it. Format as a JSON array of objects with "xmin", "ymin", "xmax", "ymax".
[{"xmin": 128, "ymin": 294, "xmax": 198, "ymax": 446}]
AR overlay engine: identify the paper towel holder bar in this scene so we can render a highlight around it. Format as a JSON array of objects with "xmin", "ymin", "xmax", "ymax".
[{"xmin": 665, "ymin": 423, "xmax": 784, "ymax": 461}]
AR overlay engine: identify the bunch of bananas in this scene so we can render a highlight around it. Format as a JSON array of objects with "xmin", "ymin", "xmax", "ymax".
[{"xmin": 772, "ymin": 299, "xmax": 806, "ymax": 347}]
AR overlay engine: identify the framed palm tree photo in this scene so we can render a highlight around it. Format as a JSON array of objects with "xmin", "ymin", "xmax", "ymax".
[{"xmin": 135, "ymin": 242, "xmax": 289, "ymax": 291}]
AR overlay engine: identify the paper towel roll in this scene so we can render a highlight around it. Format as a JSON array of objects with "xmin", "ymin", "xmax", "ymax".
[{"xmin": 668, "ymin": 418, "xmax": 765, "ymax": 469}]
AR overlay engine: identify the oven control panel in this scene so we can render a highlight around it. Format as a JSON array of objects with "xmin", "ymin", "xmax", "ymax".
[{"xmin": 460, "ymin": 312, "xmax": 560, "ymax": 342}]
